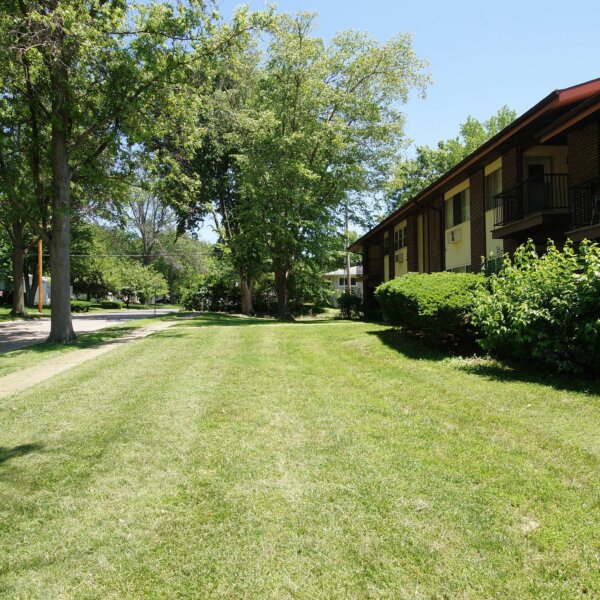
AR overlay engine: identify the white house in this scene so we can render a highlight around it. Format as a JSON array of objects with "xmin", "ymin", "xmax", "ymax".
[{"xmin": 323, "ymin": 266, "xmax": 363, "ymax": 304}]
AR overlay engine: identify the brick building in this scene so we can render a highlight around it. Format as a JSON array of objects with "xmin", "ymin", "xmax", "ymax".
[{"xmin": 349, "ymin": 78, "xmax": 600, "ymax": 311}]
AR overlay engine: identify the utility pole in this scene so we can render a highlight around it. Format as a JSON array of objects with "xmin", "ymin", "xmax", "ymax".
[
  {"xmin": 345, "ymin": 203, "xmax": 352, "ymax": 295},
  {"xmin": 154, "ymin": 280, "xmax": 157, "ymax": 317},
  {"xmin": 37, "ymin": 238, "xmax": 43, "ymax": 313}
]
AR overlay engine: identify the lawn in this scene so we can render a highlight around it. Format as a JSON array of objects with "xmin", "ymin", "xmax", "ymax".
[
  {"xmin": 0, "ymin": 316, "xmax": 173, "ymax": 379},
  {"xmin": 1, "ymin": 315, "xmax": 599, "ymax": 598}
]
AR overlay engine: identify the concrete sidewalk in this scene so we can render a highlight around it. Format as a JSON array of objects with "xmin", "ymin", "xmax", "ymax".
[
  {"xmin": 0, "ymin": 319, "xmax": 178, "ymax": 400},
  {"xmin": 0, "ymin": 308, "xmax": 176, "ymax": 353}
]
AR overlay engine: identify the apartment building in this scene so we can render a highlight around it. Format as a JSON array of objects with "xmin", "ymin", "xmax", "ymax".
[{"xmin": 349, "ymin": 78, "xmax": 600, "ymax": 311}]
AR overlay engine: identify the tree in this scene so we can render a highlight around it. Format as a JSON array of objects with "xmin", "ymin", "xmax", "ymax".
[
  {"xmin": 386, "ymin": 106, "xmax": 517, "ymax": 211},
  {"xmin": 106, "ymin": 260, "xmax": 168, "ymax": 308},
  {"xmin": 0, "ymin": 0, "xmax": 265, "ymax": 342},
  {"xmin": 235, "ymin": 14, "xmax": 429, "ymax": 318}
]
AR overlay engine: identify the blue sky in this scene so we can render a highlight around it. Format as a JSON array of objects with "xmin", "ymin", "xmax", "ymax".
[
  {"xmin": 219, "ymin": 0, "xmax": 599, "ymax": 148},
  {"xmin": 198, "ymin": 0, "xmax": 600, "ymax": 240}
]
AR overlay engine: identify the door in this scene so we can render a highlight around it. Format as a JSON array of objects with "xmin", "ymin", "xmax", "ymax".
[{"xmin": 526, "ymin": 157, "xmax": 552, "ymax": 211}]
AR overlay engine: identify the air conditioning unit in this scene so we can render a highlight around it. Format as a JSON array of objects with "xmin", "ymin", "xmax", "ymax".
[
  {"xmin": 446, "ymin": 229, "xmax": 462, "ymax": 244},
  {"xmin": 395, "ymin": 252, "xmax": 404, "ymax": 264}
]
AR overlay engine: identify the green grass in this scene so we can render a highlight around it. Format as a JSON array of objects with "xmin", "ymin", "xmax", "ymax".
[
  {"xmin": 0, "ymin": 306, "xmax": 51, "ymax": 321},
  {"xmin": 0, "ymin": 316, "xmax": 174, "ymax": 378},
  {"xmin": 1, "ymin": 314, "xmax": 599, "ymax": 598}
]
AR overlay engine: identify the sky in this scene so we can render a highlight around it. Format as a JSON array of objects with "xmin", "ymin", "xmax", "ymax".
[{"xmin": 198, "ymin": 0, "xmax": 600, "ymax": 241}]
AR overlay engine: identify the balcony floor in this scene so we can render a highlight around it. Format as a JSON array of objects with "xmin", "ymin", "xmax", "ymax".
[{"xmin": 492, "ymin": 209, "xmax": 570, "ymax": 239}]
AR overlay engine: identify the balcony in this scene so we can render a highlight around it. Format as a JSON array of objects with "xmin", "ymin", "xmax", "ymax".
[
  {"xmin": 567, "ymin": 177, "xmax": 600, "ymax": 241},
  {"xmin": 492, "ymin": 173, "xmax": 569, "ymax": 239}
]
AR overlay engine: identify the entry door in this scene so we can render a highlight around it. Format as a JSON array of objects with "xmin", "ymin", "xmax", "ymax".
[{"xmin": 526, "ymin": 157, "xmax": 552, "ymax": 211}]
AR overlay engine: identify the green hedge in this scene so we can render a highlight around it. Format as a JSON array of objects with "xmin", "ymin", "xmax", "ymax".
[
  {"xmin": 472, "ymin": 240, "xmax": 600, "ymax": 373},
  {"xmin": 99, "ymin": 300, "xmax": 123, "ymax": 310},
  {"xmin": 375, "ymin": 272, "xmax": 483, "ymax": 343},
  {"xmin": 70, "ymin": 300, "xmax": 92, "ymax": 313}
]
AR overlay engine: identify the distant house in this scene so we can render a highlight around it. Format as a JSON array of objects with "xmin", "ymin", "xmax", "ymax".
[
  {"xmin": 323, "ymin": 266, "xmax": 363, "ymax": 303},
  {"xmin": 350, "ymin": 77, "xmax": 600, "ymax": 312}
]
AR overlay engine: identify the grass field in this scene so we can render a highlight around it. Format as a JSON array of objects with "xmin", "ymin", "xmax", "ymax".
[{"xmin": 1, "ymin": 314, "xmax": 599, "ymax": 598}]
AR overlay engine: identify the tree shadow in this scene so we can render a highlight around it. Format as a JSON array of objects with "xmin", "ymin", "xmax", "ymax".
[
  {"xmin": 369, "ymin": 327, "xmax": 600, "ymax": 395},
  {"xmin": 169, "ymin": 312, "xmax": 340, "ymax": 328},
  {"xmin": 367, "ymin": 328, "xmax": 456, "ymax": 362},
  {"xmin": 0, "ymin": 443, "xmax": 44, "ymax": 466}
]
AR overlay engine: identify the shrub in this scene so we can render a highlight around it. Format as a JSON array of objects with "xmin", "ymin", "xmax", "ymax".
[
  {"xmin": 375, "ymin": 272, "xmax": 483, "ymax": 343},
  {"xmin": 337, "ymin": 291, "xmax": 363, "ymax": 319},
  {"xmin": 181, "ymin": 274, "xmax": 240, "ymax": 313},
  {"xmin": 99, "ymin": 300, "xmax": 123, "ymax": 310},
  {"xmin": 472, "ymin": 240, "xmax": 600, "ymax": 373},
  {"xmin": 70, "ymin": 300, "xmax": 92, "ymax": 313}
]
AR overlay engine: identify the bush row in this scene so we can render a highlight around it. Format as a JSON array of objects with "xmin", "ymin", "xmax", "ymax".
[
  {"xmin": 70, "ymin": 300, "xmax": 93, "ymax": 313},
  {"xmin": 375, "ymin": 240, "xmax": 600, "ymax": 374},
  {"xmin": 376, "ymin": 272, "xmax": 482, "ymax": 345}
]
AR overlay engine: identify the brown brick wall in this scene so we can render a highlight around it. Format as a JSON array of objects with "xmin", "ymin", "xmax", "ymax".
[
  {"xmin": 502, "ymin": 146, "xmax": 522, "ymax": 189},
  {"xmin": 470, "ymin": 169, "xmax": 485, "ymax": 272},
  {"xmin": 501, "ymin": 146, "xmax": 522, "ymax": 257},
  {"xmin": 567, "ymin": 121, "xmax": 600, "ymax": 186},
  {"xmin": 407, "ymin": 214, "xmax": 418, "ymax": 272},
  {"xmin": 387, "ymin": 225, "xmax": 395, "ymax": 279},
  {"xmin": 429, "ymin": 196, "xmax": 444, "ymax": 272}
]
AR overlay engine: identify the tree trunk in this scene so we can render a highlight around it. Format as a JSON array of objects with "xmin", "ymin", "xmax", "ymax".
[
  {"xmin": 47, "ymin": 63, "xmax": 76, "ymax": 344},
  {"xmin": 10, "ymin": 220, "xmax": 27, "ymax": 317},
  {"xmin": 240, "ymin": 273, "xmax": 254, "ymax": 315},
  {"xmin": 274, "ymin": 267, "xmax": 292, "ymax": 320}
]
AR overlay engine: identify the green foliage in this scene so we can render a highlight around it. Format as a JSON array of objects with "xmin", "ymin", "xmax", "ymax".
[
  {"xmin": 337, "ymin": 291, "xmax": 363, "ymax": 320},
  {"xmin": 99, "ymin": 300, "xmax": 123, "ymax": 310},
  {"xmin": 386, "ymin": 106, "xmax": 517, "ymax": 211},
  {"xmin": 376, "ymin": 272, "xmax": 483, "ymax": 343},
  {"xmin": 181, "ymin": 273, "xmax": 240, "ymax": 313},
  {"xmin": 70, "ymin": 300, "xmax": 92, "ymax": 313},
  {"xmin": 472, "ymin": 240, "xmax": 600, "ymax": 373}
]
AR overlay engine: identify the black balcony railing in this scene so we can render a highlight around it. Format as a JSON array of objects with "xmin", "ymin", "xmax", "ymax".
[
  {"xmin": 569, "ymin": 177, "xmax": 600, "ymax": 229},
  {"xmin": 493, "ymin": 173, "xmax": 569, "ymax": 227}
]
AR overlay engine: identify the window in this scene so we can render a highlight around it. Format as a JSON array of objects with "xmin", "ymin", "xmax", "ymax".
[
  {"xmin": 338, "ymin": 278, "xmax": 358, "ymax": 287},
  {"xmin": 485, "ymin": 169, "xmax": 502, "ymax": 211},
  {"xmin": 394, "ymin": 225, "xmax": 408, "ymax": 251},
  {"xmin": 445, "ymin": 189, "xmax": 470, "ymax": 228},
  {"xmin": 446, "ymin": 264, "xmax": 472, "ymax": 273}
]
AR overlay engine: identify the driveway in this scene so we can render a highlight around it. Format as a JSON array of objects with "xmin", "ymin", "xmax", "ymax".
[{"xmin": 0, "ymin": 309, "xmax": 177, "ymax": 353}]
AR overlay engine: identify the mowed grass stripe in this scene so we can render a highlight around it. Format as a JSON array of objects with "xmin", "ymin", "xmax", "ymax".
[
  {"xmin": 0, "ymin": 325, "xmax": 238, "ymax": 597},
  {"xmin": 0, "ymin": 317, "xmax": 598, "ymax": 598}
]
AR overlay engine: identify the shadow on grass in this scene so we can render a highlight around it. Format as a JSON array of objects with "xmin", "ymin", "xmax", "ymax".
[
  {"xmin": 1, "ymin": 325, "xmax": 139, "ymax": 360},
  {"xmin": 169, "ymin": 312, "xmax": 341, "ymax": 328},
  {"xmin": 369, "ymin": 327, "xmax": 600, "ymax": 395},
  {"xmin": 0, "ymin": 443, "xmax": 44, "ymax": 466}
]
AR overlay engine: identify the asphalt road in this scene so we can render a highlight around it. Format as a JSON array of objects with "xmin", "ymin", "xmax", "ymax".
[{"xmin": 0, "ymin": 309, "xmax": 177, "ymax": 353}]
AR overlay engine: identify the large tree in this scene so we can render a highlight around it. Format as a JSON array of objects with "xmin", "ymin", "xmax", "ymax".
[
  {"xmin": 0, "ymin": 0, "xmax": 264, "ymax": 342},
  {"xmin": 236, "ymin": 14, "xmax": 429, "ymax": 318},
  {"xmin": 386, "ymin": 106, "xmax": 517, "ymax": 211}
]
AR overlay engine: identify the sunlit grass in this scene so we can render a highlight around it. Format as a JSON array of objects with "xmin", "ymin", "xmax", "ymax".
[{"xmin": 0, "ymin": 314, "xmax": 598, "ymax": 598}]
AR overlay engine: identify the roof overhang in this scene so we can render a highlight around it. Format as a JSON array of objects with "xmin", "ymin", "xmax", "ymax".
[{"xmin": 349, "ymin": 77, "xmax": 600, "ymax": 254}]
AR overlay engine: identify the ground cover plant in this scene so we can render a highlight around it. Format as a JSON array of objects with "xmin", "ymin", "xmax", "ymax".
[{"xmin": 0, "ymin": 315, "xmax": 598, "ymax": 598}]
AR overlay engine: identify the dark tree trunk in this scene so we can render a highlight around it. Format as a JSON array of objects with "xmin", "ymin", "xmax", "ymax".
[
  {"xmin": 240, "ymin": 273, "xmax": 254, "ymax": 315},
  {"xmin": 274, "ymin": 267, "xmax": 292, "ymax": 321},
  {"xmin": 47, "ymin": 62, "xmax": 76, "ymax": 344},
  {"xmin": 10, "ymin": 220, "xmax": 27, "ymax": 317}
]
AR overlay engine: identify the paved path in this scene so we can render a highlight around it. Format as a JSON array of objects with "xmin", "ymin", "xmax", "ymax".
[
  {"xmin": 0, "ymin": 319, "xmax": 178, "ymax": 400},
  {"xmin": 0, "ymin": 309, "xmax": 176, "ymax": 353}
]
